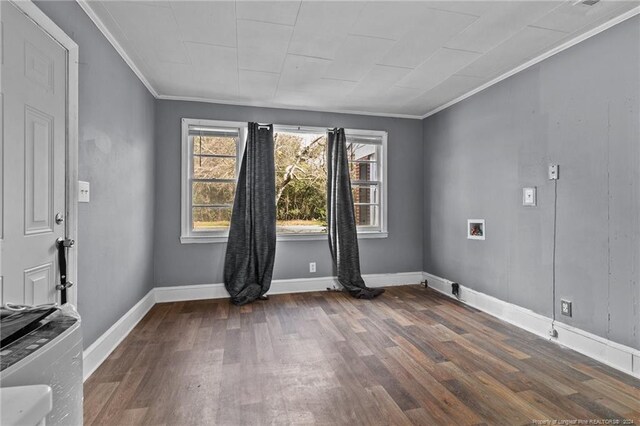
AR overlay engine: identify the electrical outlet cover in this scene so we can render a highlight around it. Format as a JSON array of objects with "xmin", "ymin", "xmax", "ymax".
[
  {"xmin": 561, "ymin": 300, "xmax": 572, "ymax": 317},
  {"xmin": 78, "ymin": 181, "xmax": 90, "ymax": 203},
  {"xmin": 522, "ymin": 187, "xmax": 536, "ymax": 206}
]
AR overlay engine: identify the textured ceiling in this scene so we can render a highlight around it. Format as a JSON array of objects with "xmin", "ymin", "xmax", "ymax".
[{"xmin": 85, "ymin": 0, "xmax": 639, "ymax": 118}]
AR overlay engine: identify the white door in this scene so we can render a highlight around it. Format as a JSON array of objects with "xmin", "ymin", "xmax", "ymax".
[{"xmin": 1, "ymin": 1, "xmax": 67, "ymax": 306}]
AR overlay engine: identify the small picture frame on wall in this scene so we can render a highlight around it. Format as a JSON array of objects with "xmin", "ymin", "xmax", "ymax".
[{"xmin": 467, "ymin": 219, "xmax": 485, "ymax": 240}]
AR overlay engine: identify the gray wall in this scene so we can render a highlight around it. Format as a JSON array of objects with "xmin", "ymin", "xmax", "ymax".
[
  {"xmin": 423, "ymin": 16, "xmax": 639, "ymax": 349},
  {"xmin": 36, "ymin": 1, "xmax": 156, "ymax": 348},
  {"xmin": 154, "ymin": 101, "xmax": 423, "ymax": 286}
]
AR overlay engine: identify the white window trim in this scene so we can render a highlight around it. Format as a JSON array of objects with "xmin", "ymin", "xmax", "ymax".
[
  {"xmin": 345, "ymin": 127, "xmax": 388, "ymax": 239},
  {"xmin": 180, "ymin": 119, "xmax": 388, "ymax": 244}
]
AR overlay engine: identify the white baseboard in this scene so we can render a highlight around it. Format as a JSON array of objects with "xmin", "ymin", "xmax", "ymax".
[
  {"xmin": 82, "ymin": 289, "xmax": 155, "ymax": 381},
  {"xmin": 154, "ymin": 282, "xmax": 228, "ymax": 303},
  {"xmin": 423, "ymin": 272, "xmax": 640, "ymax": 379},
  {"xmin": 84, "ymin": 271, "xmax": 423, "ymax": 380},
  {"xmin": 155, "ymin": 271, "xmax": 424, "ymax": 303}
]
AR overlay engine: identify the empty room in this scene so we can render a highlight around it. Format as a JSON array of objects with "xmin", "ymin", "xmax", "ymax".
[{"xmin": 1, "ymin": 0, "xmax": 639, "ymax": 425}]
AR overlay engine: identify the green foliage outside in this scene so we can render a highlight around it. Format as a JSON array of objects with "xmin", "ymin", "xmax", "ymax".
[
  {"xmin": 274, "ymin": 132, "xmax": 327, "ymax": 231},
  {"xmin": 192, "ymin": 132, "xmax": 328, "ymax": 232}
]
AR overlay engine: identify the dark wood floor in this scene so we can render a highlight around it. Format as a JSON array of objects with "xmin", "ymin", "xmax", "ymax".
[{"xmin": 84, "ymin": 285, "xmax": 640, "ymax": 425}]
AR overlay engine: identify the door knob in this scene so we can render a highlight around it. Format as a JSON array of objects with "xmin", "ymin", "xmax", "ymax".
[{"xmin": 55, "ymin": 212, "xmax": 64, "ymax": 224}]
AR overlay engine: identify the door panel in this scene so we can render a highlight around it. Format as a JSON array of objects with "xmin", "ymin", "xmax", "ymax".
[
  {"xmin": 24, "ymin": 106, "xmax": 54, "ymax": 234},
  {"xmin": 2, "ymin": 2, "xmax": 67, "ymax": 305},
  {"xmin": 24, "ymin": 41, "xmax": 55, "ymax": 92},
  {"xmin": 24, "ymin": 263, "xmax": 54, "ymax": 305}
]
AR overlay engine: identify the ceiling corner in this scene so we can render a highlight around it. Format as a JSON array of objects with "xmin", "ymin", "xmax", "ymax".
[{"xmin": 75, "ymin": 0, "xmax": 160, "ymax": 98}]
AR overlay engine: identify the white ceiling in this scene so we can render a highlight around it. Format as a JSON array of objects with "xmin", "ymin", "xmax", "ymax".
[{"xmin": 84, "ymin": 0, "xmax": 639, "ymax": 118}]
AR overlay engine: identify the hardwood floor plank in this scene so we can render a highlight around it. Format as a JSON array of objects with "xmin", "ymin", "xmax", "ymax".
[
  {"xmin": 450, "ymin": 335, "xmax": 519, "ymax": 373},
  {"xmin": 568, "ymin": 392, "xmax": 628, "ymax": 420},
  {"xmin": 440, "ymin": 377, "xmax": 509, "ymax": 425},
  {"xmin": 472, "ymin": 372, "xmax": 548, "ymax": 421},
  {"xmin": 83, "ymin": 382, "xmax": 119, "ymax": 425},
  {"xmin": 92, "ymin": 368, "xmax": 148, "ymax": 424},
  {"xmin": 113, "ymin": 408, "xmax": 148, "ymax": 425},
  {"xmin": 384, "ymin": 346, "xmax": 482, "ymax": 425},
  {"xmin": 84, "ymin": 286, "xmax": 640, "ymax": 425},
  {"xmin": 366, "ymin": 385, "xmax": 413, "ymax": 426},
  {"xmin": 403, "ymin": 407, "xmax": 442, "ymax": 426},
  {"xmin": 360, "ymin": 354, "xmax": 421, "ymax": 411},
  {"xmin": 516, "ymin": 390, "xmax": 576, "ymax": 420},
  {"xmin": 461, "ymin": 332, "xmax": 531, "ymax": 361},
  {"xmin": 329, "ymin": 316, "xmax": 374, "ymax": 357},
  {"xmin": 386, "ymin": 322, "xmax": 449, "ymax": 363},
  {"xmin": 573, "ymin": 364, "xmax": 640, "ymax": 399},
  {"xmin": 582, "ymin": 378, "xmax": 640, "ymax": 412}
]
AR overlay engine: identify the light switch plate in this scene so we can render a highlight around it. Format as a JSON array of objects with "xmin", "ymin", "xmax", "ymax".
[
  {"xmin": 78, "ymin": 181, "xmax": 90, "ymax": 203},
  {"xmin": 522, "ymin": 187, "xmax": 536, "ymax": 206}
]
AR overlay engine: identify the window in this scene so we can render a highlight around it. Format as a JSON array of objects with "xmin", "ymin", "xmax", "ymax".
[
  {"xmin": 274, "ymin": 126, "xmax": 327, "ymax": 235},
  {"xmin": 181, "ymin": 119, "xmax": 387, "ymax": 243},
  {"xmin": 181, "ymin": 119, "xmax": 244, "ymax": 242},
  {"xmin": 347, "ymin": 131, "xmax": 384, "ymax": 232}
]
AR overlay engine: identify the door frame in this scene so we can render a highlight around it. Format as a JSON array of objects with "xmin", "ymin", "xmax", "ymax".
[{"xmin": 8, "ymin": 1, "xmax": 79, "ymax": 307}]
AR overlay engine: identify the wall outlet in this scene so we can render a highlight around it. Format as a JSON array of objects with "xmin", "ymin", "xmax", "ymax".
[
  {"xmin": 522, "ymin": 187, "xmax": 536, "ymax": 206},
  {"xmin": 561, "ymin": 300, "xmax": 572, "ymax": 317},
  {"xmin": 548, "ymin": 164, "xmax": 559, "ymax": 180},
  {"xmin": 309, "ymin": 262, "xmax": 316, "ymax": 273}
]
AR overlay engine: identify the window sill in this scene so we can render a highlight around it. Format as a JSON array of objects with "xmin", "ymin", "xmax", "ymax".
[
  {"xmin": 180, "ymin": 235, "xmax": 229, "ymax": 244},
  {"xmin": 180, "ymin": 231, "xmax": 388, "ymax": 244}
]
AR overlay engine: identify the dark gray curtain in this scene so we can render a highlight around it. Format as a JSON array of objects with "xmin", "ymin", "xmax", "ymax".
[
  {"xmin": 327, "ymin": 128, "xmax": 385, "ymax": 299},
  {"xmin": 224, "ymin": 123, "xmax": 276, "ymax": 305}
]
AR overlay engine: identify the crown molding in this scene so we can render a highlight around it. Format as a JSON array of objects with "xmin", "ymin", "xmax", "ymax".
[
  {"xmin": 76, "ymin": 0, "xmax": 159, "ymax": 97},
  {"xmin": 421, "ymin": 5, "xmax": 640, "ymax": 119}
]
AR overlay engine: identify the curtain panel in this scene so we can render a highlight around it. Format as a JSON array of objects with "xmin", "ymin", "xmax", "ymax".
[
  {"xmin": 327, "ymin": 128, "xmax": 384, "ymax": 299},
  {"xmin": 223, "ymin": 123, "xmax": 276, "ymax": 305}
]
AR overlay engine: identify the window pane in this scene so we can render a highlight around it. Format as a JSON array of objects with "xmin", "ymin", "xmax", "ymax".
[
  {"xmin": 192, "ymin": 207, "xmax": 232, "ymax": 230},
  {"xmin": 193, "ymin": 156, "xmax": 236, "ymax": 179},
  {"xmin": 346, "ymin": 142, "xmax": 377, "ymax": 163},
  {"xmin": 192, "ymin": 181, "xmax": 235, "ymax": 205},
  {"xmin": 355, "ymin": 204, "xmax": 379, "ymax": 227},
  {"xmin": 192, "ymin": 135, "xmax": 236, "ymax": 156},
  {"xmin": 275, "ymin": 130, "xmax": 327, "ymax": 233},
  {"xmin": 349, "ymin": 161, "xmax": 378, "ymax": 182},
  {"xmin": 352, "ymin": 184, "xmax": 379, "ymax": 204}
]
